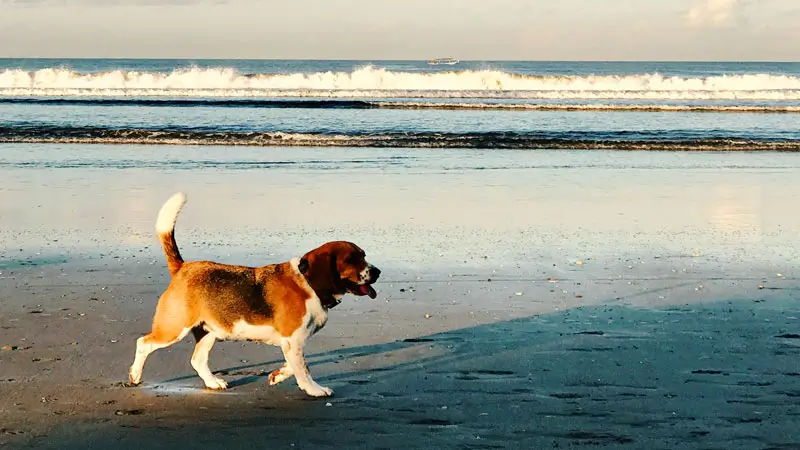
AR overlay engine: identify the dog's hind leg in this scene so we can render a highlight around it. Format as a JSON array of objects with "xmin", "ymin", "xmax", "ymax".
[
  {"xmin": 190, "ymin": 331, "xmax": 227, "ymax": 390},
  {"xmin": 128, "ymin": 326, "xmax": 191, "ymax": 385},
  {"xmin": 128, "ymin": 293, "xmax": 194, "ymax": 386}
]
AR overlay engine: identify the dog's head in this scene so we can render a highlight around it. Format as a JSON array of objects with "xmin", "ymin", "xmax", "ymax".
[{"xmin": 299, "ymin": 241, "xmax": 381, "ymax": 302}]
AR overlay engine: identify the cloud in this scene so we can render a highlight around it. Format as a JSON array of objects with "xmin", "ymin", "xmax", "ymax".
[{"xmin": 685, "ymin": 0, "xmax": 745, "ymax": 27}]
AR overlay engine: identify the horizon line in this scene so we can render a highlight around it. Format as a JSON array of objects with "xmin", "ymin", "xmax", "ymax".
[{"xmin": 1, "ymin": 57, "xmax": 799, "ymax": 64}]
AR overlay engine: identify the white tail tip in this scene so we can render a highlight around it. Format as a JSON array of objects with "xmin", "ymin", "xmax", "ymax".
[{"xmin": 155, "ymin": 192, "xmax": 187, "ymax": 234}]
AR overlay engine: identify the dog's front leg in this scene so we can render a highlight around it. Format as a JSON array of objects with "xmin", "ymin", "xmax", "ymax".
[{"xmin": 279, "ymin": 338, "xmax": 333, "ymax": 397}]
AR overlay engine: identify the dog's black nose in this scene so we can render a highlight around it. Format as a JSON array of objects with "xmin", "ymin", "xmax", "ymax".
[{"xmin": 370, "ymin": 266, "xmax": 381, "ymax": 280}]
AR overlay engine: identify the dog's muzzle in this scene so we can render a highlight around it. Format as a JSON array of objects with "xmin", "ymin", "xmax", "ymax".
[
  {"xmin": 368, "ymin": 266, "xmax": 381, "ymax": 283},
  {"xmin": 355, "ymin": 265, "xmax": 381, "ymax": 299}
]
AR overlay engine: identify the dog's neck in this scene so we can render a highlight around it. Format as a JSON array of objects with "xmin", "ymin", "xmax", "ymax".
[
  {"xmin": 302, "ymin": 275, "xmax": 343, "ymax": 310},
  {"xmin": 316, "ymin": 293, "xmax": 342, "ymax": 310},
  {"xmin": 289, "ymin": 257, "xmax": 343, "ymax": 310}
]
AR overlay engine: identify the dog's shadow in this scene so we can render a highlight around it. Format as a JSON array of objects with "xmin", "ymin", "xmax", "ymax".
[
  {"xmin": 156, "ymin": 337, "xmax": 433, "ymax": 390},
  {"xmin": 151, "ymin": 281, "xmax": 800, "ymax": 395},
  {"xmin": 159, "ymin": 358, "xmax": 280, "ymax": 388},
  {"xmin": 154, "ymin": 281, "xmax": 702, "ymax": 392}
]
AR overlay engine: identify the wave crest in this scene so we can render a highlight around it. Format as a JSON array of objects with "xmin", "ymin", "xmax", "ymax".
[
  {"xmin": 1, "ymin": 125, "xmax": 799, "ymax": 151},
  {"xmin": 2, "ymin": 97, "xmax": 800, "ymax": 113},
  {"xmin": 2, "ymin": 66, "xmax": 800, "ymax": 100}
]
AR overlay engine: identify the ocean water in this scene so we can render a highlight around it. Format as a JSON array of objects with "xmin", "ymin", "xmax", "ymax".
[{"xmin": 1, "ymin": 59, "xmax": 799, "ymax": 150}]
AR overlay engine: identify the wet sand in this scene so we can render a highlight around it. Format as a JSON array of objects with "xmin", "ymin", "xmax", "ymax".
[
  {"xmin": 2, "ymin": 261, "xmax": 799, "ymax": 449},
  {"xmin": 1, "ymin": 147, "xmax": 800, "ymax": 448}
]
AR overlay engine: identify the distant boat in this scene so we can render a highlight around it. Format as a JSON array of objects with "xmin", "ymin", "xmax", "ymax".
[{"xmin": 428, "ymin": 57, "xmax": 459, "ymax": 66}]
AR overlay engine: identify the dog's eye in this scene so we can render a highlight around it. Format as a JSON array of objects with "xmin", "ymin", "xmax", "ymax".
[{"xmin": 344, "ymin": 253, "xmax": 358, "ymax": 264}]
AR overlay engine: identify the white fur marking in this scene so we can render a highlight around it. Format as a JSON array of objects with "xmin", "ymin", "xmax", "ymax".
[
  {"xmin": 191, "ymin": 333, "xmax": 227, "ymax": 390},
  {"xmin": 155, "ymin": 192, "xmax": 187, "ymax": 234},
  {"xmin": 228, "ymin": 321, "xmax": 282, "ymax": 345},
  {"xmin": 358, "ymin": 264, "xmax": 373, "ymax": 284}
]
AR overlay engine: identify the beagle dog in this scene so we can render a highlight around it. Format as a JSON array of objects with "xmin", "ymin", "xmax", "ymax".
[{"xmin": 128, "ymin": 192, "xmax": 381, "ymax": 397}]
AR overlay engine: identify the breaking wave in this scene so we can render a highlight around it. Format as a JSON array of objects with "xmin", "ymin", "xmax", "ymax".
[
  {"xmin": 1, "ymin": 97, "xmax": 800, "ymax": 113},
  {"xmin": 2, "ymin": 66, "xmax": 800, "ymax": 100},
  {"xmin": 1, "ymin": 125, "xmax": 798, "ymax": 151}
]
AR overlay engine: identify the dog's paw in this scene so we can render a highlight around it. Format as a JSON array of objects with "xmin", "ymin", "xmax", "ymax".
[
  {"xmin": 268, "ymin": 368, "xmax": 293, "ymax": 386},
  {"xmin": 128, "ymin": 368, "xmax": 143, "ymax": 386},
  {"xmin": 203, "ymin": 377, "xmax": 228, "ymax": 391},
  {"xmin": 303, "ymin": 384, "xmax": 334, "ymax": 397}
]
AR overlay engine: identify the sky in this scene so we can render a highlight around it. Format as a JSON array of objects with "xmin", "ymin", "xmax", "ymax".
[{"xmin": 1, "ymin": 0, "xmax": 798, "ymax": 60}]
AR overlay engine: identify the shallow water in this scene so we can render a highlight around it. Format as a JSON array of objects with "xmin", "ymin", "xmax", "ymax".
[{"xmin": 1, "ymin": 144, "xmax": 798, "ymax": 277}]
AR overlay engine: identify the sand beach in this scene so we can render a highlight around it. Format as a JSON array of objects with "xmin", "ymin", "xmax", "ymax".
[{"xmin": 1, "ymin": 147, "xmax": 799, "ymax": 449}]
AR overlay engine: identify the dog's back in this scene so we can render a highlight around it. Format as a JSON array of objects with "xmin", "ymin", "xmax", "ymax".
[{"xmin": 161, "ymin": 260, "xmax": 312, "ymax": 336}]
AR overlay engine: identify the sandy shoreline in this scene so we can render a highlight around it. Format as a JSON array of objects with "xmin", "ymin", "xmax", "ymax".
[
  {"xmin": 2, "ymin": 257, "xmax": 799, "ymax": 449},
  {"xmin": 2, "ymin": 148, "xmax": 800, "ymax": 448}
]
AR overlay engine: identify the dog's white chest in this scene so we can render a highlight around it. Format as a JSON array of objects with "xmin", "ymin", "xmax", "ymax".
[{"xmin": 228, "ymin": 320, "xmax": 283, "ymax": 345}]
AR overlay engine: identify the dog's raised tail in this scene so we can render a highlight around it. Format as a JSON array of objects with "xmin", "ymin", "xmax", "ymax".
[{"xmin": 155, "ymin": 192, "xmax": 187, "ymax": 276}]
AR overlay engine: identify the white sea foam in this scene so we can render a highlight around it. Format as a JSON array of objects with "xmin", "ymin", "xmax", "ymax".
[
  {"xmin": 377, "ymin": 102, "xmax": 800, "ymax": 113},
  {"xmin": 2, "ymin": 66, "xmax": 800, "ymax": 100},
  {"xmin": 3, "ymin": 130, "xmax": 798, "ymax": 151}
]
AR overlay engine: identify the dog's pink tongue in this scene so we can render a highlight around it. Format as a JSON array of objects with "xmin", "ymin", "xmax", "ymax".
[{"xmin": 360, "ymin": 284, "xmax": 377, "ymax": 299}]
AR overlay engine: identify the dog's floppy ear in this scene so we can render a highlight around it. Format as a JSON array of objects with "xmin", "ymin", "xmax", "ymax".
[{"xmin": 298, "ymin": 258, "xmax": 310, "ymax": 274}]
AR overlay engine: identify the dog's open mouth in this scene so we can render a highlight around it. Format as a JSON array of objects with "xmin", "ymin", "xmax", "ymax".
[
  {"xmin": 350, "ymin": 283, "xmax": 377, "ymax": 299},
  {"xmin": 359, "ymin": 284, "xmax": 377, "ymax": 299}
]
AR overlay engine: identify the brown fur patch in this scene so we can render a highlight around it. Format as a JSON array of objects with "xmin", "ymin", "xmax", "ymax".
[{"xmin": 158, "ymin": 231, "xmax": 184, "ymax": 276}]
